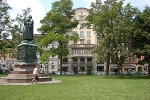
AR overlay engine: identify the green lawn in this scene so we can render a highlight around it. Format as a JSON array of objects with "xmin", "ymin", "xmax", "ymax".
[{"xmin": 0, "ymin": 75, "xmax": 150, "ymax": 100}]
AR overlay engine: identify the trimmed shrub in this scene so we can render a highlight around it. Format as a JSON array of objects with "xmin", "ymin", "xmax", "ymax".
[{"xmin": 85, "ymin": 68, "xmax": 92, "ymax": 75}]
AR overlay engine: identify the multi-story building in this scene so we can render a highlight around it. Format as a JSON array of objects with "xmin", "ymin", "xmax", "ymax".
[
  {"xmin": 52, "ymin": 7, "xmax": 147, "ymax": 73},
  {"xmin": 47, "ymin": 7, "xmax": 102, "ymax": 73},
  {"xmin": 65, "ymin": 7, "xmax": 102, "ymax": 73},
  {"xmin": 0, "ymin": 53, "xmax": 16, "ymax": 73}
]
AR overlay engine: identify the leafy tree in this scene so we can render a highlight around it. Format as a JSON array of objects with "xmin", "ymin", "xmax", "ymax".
[
  {"xmin": 86, "ymin": 0, "xmax": 138, "ymax": 76},
  {"xmin": 130, "ymin": 6, "xmax": 150, "ymax": 75},
  {"xmin": 8, "ymin": 8, "xmax": 32, "ymax": 58},
  {"xmin": 0, "ymin": 0, "xmax": 12, "ymax": 58},
  {"xmin": 38, "ymin": 0, "xmax": 78, "ymax": 75}
]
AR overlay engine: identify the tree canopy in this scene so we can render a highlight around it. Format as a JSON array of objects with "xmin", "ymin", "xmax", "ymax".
[
  {"xmin": 38, "ymin": 0, "xmax": 78, "ymax": 74},
  {"xmin": 86, "ymin": 0, "xmax": 138, "ymax": 75},
  {"xmin": 130, "ymin": 6, "xmax": 150, "ymax": 75},
  {"xmin": 0, "ymin": 0, "xmax": 12, "ymax": 57}
]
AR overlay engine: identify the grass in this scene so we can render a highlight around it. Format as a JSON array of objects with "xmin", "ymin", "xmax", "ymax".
[{"xmin": 0, "ymin": 74, "xmax": 150, "ymax": 100}]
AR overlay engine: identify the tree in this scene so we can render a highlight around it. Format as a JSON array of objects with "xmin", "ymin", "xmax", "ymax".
[
  {"xmin": 8, "ymin": 8, "xmax": 32, "ymax": 58},
  {"xmin": 86, "ymin": 0, "xmax": 138, "ymax": 76},
  {"xmin": 38, "ymin": 0, "xmax": 78, "ymax": 75},
  {"xmin": 130, "ymin": 6, "xmax": 150, "ymax": 75},
  {"xmin": 0, "ymin": 0, "xmax": 12, "ymax": 58}
]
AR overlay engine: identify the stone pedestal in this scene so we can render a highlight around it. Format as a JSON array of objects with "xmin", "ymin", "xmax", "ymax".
[
  {"xmin": 13, "ymin": 64, "xmax": 36, "ymax": 74},
  {"xmin": 0, "ymin": 74, "xmax": 52, "ymax": 83},
  {"xmin": 0, "ymin": 40, "xmax": 52, "ymax": 83}
]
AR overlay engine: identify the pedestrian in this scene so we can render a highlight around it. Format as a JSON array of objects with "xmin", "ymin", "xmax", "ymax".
[
  {"xmin": 40, "ymin": 67, "xmax": 44, "ymax": 74},
  {"xmin": 32, "ymin": 65, "xmax": 39, "ymax": 84}
]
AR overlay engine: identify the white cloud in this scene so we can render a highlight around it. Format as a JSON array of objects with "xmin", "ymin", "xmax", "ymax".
[
  {"xmin": 7, "ymin": 0, "xmax": 46, "ymax": 34},
  {"xmin": 83, "ymin": 0, "xmax": 150, "ymax": 10}
]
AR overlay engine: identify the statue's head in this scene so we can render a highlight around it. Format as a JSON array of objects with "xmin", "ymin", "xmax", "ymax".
[{"xmin": 28, "ymin": 15, "xmax": 32, "ymax": 19}]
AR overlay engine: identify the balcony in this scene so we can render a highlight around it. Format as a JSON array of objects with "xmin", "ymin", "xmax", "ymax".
[
  {"xmin": 71, "ymin": 54, "xmax": 93, "ymax": 57},
  {"xmin": 71, "ymin": 44, "xmax": 94, "ymax": 48},
  {"xmin": 62, "ymin": 62, "xmax": 69, "ymax": 67},
  {"xmin": 87, "ymin": 62, "xmax": 93, "ymax": 66},
  {"xmin": 80, "ymin": 62, "xmax": 86, "ymax": 67},
  {"xmin": 72, "ymin": 62, "xmax": 78, "ymax": 66},
  {"xmin": 71, "ymin": 62, "xmax": 93, "ymax": 67}
]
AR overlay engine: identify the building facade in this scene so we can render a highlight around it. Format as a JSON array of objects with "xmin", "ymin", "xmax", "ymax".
[{"xmin": 51, "ymin": 7, "xmax": 147, "ymax": 73}]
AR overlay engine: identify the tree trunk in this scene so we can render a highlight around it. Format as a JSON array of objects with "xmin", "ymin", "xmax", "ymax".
[
  {"xmin": 60, "ymin": 55, "xmax": 62, "ymax": 75},
  {"xmin": 148, "ymin": 63, "xmax": 150, "ymax": 75},
  {"xmin": 105, "ymin": 53, "xmax": 110, "ymax": 75},
  {"xmin": 60, "ymin": 42, "xmax": 63, "ymax": 75}
]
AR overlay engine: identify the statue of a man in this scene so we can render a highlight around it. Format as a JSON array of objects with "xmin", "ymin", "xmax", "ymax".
[{"xmin": 23, "ymin": 15, "xmax": 34, "ymax": 41}]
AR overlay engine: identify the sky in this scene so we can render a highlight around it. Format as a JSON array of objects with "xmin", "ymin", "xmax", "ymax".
[{"xmin": 7, "ymin": 0, "xmax": 150, "ymax": 34}]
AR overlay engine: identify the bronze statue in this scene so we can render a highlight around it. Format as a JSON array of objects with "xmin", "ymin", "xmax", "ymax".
[{"xmin": 23, "ymin": 15, "xmax": 34, "ymax": 41}]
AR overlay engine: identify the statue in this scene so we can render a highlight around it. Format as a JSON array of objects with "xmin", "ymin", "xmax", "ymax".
[
  {"xmin": 17, "ymin": 15, "xmax": 37, "ymax": 64},
  {"xmin": 23, "ymin": 15, "xmax": 34, "ymax": 41}
]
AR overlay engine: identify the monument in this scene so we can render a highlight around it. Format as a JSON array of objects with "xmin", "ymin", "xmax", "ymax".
[
  {"xmin": 13, "ymin": 15, "xmax": 38, "ymax": 74},
  {"xmin": 0, "ymin": 15, "xmax": 52, "ymax": 83}
]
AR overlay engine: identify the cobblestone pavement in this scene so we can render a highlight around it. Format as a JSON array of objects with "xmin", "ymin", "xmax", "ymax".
[{"xmin": 0, "ymin": 79, "xmax": 62, "ymax": 85}]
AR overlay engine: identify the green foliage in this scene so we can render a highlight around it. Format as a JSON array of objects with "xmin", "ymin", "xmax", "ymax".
[
  {"xmin": 0, "ymin": 69, "xmax": 3, "ymax": 74},
  {"xmin": 0, "ymin": 1, "xmax": 12, "ymax": 32},
  {"xmin": 38, "ymin": 0, "xmax": 78, "ymax": 74},
  {"xmin": 13, "ymin": 7, "xmax": 32, "ymax": 34},
  {"xmin": 130, "ymin": 6, "xmax": 150, "ymax": 75},
  {"xmin": 40, "ymin": 50, "xmax": 52, "ymax": 63},
  {"xmin": 131, "ymin": 6, "xmax": 150, "ymax": 64},
  {"xmin": 7, "ymin": 8, "xmax": 32, "ymax": 59},
  {"xmin": 87, "ymin": 0, "xmax": 138, "ymax": 73},
  {"xmin": 85, "ymin": 68, "xmax": 92, "ymax": 75},
  {"xmin": 0, "ymin": 1, "xmax": 12, "ymax": 56}
]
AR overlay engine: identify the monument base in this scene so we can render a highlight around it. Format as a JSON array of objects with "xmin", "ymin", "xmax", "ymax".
[
  {"xmin": 13, "ymin": 64, "xmax": 37, "ymax": 74},
  {"xmin": 0, "ymin": 64, "xmax": 52, "ymax": 83},
  {"xmin": 0, "ymin": 74, "xmax": 52, "ymax": 83}
]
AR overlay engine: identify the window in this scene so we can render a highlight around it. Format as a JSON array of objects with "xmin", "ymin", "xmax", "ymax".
[
  {"xmin": 87, "ymin": 58, "xmax": 92, "ymax": 62},
  {"xmin": 51, "ymin": 43, "xmax": 55, "ymax": 48},
  {"xmin": 80, "ymin": 40, "xmax": 84, "ymax": 44},
  {"xmin": 80, "ymin": 24, "xmax": 83, "ymax": 29},
  {"xmin": 74, "ymin": 49, "xmax": 78, "ymax": 54},
  {"xmin": 80, "ymin": 58, "xmax": 85, "ymax": 62},
  {"xmin": 79, "ymin": 16, "xmax": 84, "ymax": 20},
  {"xmin": 73, "ymin": 16, "xmax": 77, "ymax": 21},
  {"xmin": 63, "ymin": 58, "xmax": 68, "ymax": 62},
  {"xmin": 80, "ymin": 49, "xmax": 84, "ymax": 54},
  {"xmin": 51, "ymin": 63, "xmax": 54, "ymax": 70},
  {"xmin": 87, "ymin": 40, "xmax": 91, "ymax": 44},
  {"xmin": 80, "ymin": 31, "xmax": 84, "ymax": 38},
  {"xmin": 87, "ymin": 49, "xmax": 91, "ymax": 54},
  {"xmin": 73, "ymin": 58, "xmax": 78, "ymax": 62},
  {"xmin": 87, "ymin": 31, "xmax": 91, "ymax": 37}
]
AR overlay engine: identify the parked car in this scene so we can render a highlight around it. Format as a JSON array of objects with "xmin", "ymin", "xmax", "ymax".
[
  {"xmin": 121, "ymin": 71, "xmax": 127, "ymax": 75},
  {"xmin": 78, "ymin": 71, "xmax": 85, "ymax": 75},
  {"xmin": 127, "ymin": 71, "xmax": 135, "ymax": 76},
  {"xmin": 66, "ymin": 71, "xmax": 75, "ymax": 75},
  {"xmin": 139, "ymin": 71, "xmax": 148, "ymax": 75},
  {"xmin": 48, "ymin": 71, "xmax": 54, "ymax": 74},
  {"xmin": 97, "ymin": 71, "xmax": 104, "ymax": 75},
  {"xmin": 56, "ymin": 71, "xmax": 65, "ymax": 75},
  {"xmin": 109, "ymin": 71, "xmax": 116, "ymax": 75}
]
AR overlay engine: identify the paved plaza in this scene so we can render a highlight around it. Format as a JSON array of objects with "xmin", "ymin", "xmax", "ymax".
[{"xmin": 0, "ymin": 79, "xmax": 62, "ymax": 85}]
